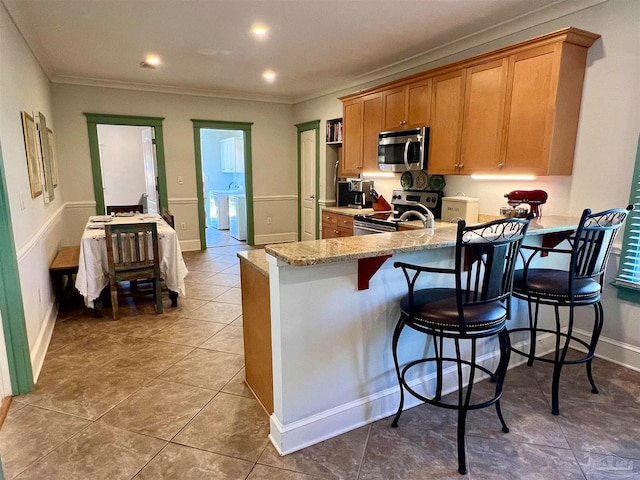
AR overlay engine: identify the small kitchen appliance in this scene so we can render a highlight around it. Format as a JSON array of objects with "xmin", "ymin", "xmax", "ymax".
[
  {"xmin": 504, "ymin": 190, "xmax": 548, "ymax": 217},
  {"xmin": 347, "ymin": 179, "xmax": 374, "ymax": 209},
  {"xmin": 377, "ymin": 127, "xmax": 429, "ymax": 172}
]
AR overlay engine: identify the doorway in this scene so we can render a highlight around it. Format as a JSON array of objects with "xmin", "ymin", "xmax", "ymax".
[
  {"xmin": 97, "ymin": 124, "xmax": 158, "ymax": 212},
  {"xmin": 192, "ymin": 120, "xmax": 254, "ymax": 249},
  {"xmin": 84, "ymin": 113, "xmax": 168, "ymax": 215},
  {"xmin": 200, "ymin": 129, "xmax": 246, "ymax": 247},
  {"xmin": 296, "ymin": 121, "xmax": 320, "ymax": 241}
]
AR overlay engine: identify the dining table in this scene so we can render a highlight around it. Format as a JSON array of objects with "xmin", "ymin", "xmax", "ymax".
[{"xmin": 75, "ymin": 212, "xmax": 188, "ymax": 311}]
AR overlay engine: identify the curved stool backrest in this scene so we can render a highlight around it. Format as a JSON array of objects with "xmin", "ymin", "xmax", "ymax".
[{"xmin": 454, "ymin": 218, "xmax": 530, "ymax": 333}]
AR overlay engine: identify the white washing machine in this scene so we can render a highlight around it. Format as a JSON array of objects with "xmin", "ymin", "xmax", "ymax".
[
  {"xmin": 229, "ymin": 194, "xmax": 247, "ymax": 241},
  {"xmin": 212, "ymin": 191, "xmax": 230, "ymax": 230}
]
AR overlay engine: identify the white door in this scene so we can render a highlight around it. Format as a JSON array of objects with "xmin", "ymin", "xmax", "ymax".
[
  {"xmin": 300, "ymin": 129, "xmax": 317, "ymax": 241},
  {"xmin": 142, "ymin": 128, "xmax": 158, "ymax": 213}
]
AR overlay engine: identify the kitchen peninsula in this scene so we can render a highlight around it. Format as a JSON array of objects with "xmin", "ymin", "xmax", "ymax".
[{"xmin": 239, "ymin": 215, "xmax": 581, "ymax": 455}]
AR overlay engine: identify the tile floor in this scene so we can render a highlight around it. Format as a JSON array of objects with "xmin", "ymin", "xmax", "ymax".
[{"xmin": 2, "ymin": 243, "xmax": 640, "ymax": 479}]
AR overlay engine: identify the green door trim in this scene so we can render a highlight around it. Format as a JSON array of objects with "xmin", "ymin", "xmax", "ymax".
[
  {"xmin": 191, "ymin": 119, "xmax": 255, "ymax": 249},
  {"xmin": 83, "ymin": 113, "xmax": 168, "ymax": 215},
  {"xmin": 0, "ymin": 142, "xmax": 34, "ymax": 394},
  {"xmin": 296, "ymin": 120, "xmax": 320, "ymax": 240}
]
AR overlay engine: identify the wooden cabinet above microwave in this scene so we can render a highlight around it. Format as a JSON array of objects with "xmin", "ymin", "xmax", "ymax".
[{"xmin": 339, "ymin": 27, "xmax": 600, "ymax": 177}]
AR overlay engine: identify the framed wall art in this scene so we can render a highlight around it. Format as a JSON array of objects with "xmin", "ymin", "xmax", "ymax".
[
  {"xmin": 35, "ymin": 112, "xmax": 54, "ymax": 203},
  {"xmin": 20, "ymin": 111, "xmax": 42, "ymax": 198},
  {"xmin": 47, "ymin": 128, "xmax": 58, "ymax": 187}
]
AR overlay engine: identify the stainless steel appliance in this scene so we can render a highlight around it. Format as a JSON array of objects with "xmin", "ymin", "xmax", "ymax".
[
  {"xmin": 377, "ymin": 127, "xmax": 429, "ymax": 172},
  {"xmin": 353, "ymin": 189, "xmax": 441, "ymax": 235},
  {"xmin": 504, "ymin": 190, "xmax": 548, "ymax": 217},
  {"xmin": 338, "ymin": 179, "xmax": 374, "ymax": 208}
]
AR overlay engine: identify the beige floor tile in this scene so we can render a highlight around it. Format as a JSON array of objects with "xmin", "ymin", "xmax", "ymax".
[
  {"xmin": 221, "ymin": 264, "xmax": 241, "ymax": 275},
  {"xmin": 183, "ymin": 282, "xmax": 231, "ymax": 301},
  {"xmin": 135, "ymin": 443, "xmax": 254, "ymax": 479},
  {"xmin": 220, "ymin": 368, "xmax": 254, "ymax": 398},
  {"xmin": 24, "ymin": 364, "xmax": 152, "ymax": 420},
  {"xmin": 203, "ymin": 273, "xmax": 241, "ymax": 287},
  {"xmin": 171, "ymin": 297, "xmax": 209, "ymax": 313},
  {"xmin": 183, "ymin": 301, "xmax": 242, "ymax": 324},
  {"xmin": 213, "ymin": 287, "xmax": 242, "ymax": 305},
  {"xmin": 183, "ymin": 270, "xmax": 216, "ymax": 282},
  {"xmin": 258, "ymin": 426, "xmax": 369, "ymax": 479},
  {"xmin": 248, "ymin": 464, "xmax": 328, "ymax": 480},
  {"xmin": 0, "ymin": 405, "xmax": 90, "ymax": 480},
  {"xmin": 174, "ymin": 392, "xmax": 270, "ymax": 462},
  {"xmin": 103, "ymin": 338, "xmax": 194, "ymax": 377},
  {"xmin": 100, "ymin": 379, "xmax": 215, "ymax": 440},
  {"xmin": 149, "ymin": 319, "xmax": 227, "ymax": 347},
  {"xmin": 200, "ymin": 325, "xmax": 244, "ymax": 355},
  {"xmin": 231, "ymin": 315, "xmax": 243, "ymax": 326},
  {"xmin": 15, "ymin": 421, "xmax": 165, "ymax": 480},
  {"xmin": 78, "ymin": 313, "xmax": 179, "ymax": 339},
  {"xmin": 159, "ymin": 348, "xmax": 244, "ymax": 391}
]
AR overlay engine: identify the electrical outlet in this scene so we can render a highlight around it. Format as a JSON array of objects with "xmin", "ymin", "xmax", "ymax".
[
  {"xmin": 266, "ymin": 216, "xmax": 272, "ymax": 225},
  {"xmin": 37, "ymin": 287, "xmax": 41, "ymax": 304},
  {"xmin": 180, "ymin": 222, "xmax": 187, "ymax": 230}
]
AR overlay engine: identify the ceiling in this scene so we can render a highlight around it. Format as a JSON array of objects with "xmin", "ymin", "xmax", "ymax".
[{"xmin": 3, "ymin": 0, "xmax": 571, "ymax": 103}]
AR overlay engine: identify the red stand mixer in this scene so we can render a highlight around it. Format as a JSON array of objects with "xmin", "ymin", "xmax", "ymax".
[{"xmin": 504, "ymin": 190, "xmax": 548, "ymax": 217}]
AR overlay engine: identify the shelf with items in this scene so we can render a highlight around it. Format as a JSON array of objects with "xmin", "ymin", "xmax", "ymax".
[{"xmin": 326, "ymin": 118, "xmax": 343, "ymax": 144}]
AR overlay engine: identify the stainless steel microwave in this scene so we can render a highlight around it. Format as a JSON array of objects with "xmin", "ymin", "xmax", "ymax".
[{"xmin": 377, "ymin": 127, "xmax": 429, "ymax": 172}]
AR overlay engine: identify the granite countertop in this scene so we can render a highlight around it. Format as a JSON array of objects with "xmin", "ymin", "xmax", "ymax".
[
  {"xmin": 238, "ymin": 249, "xmax": 269, "ymax": 275},
  {"xmin": 322, "ymin": 206, "xmax": 376, "ymax": 216},
  {"xmin": 265, "ymin": 215, "xmax": 582, "ymax": 267}
]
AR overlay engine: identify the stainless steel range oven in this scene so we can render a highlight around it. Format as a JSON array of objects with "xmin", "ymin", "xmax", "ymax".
[{"xmin": 353, "ymin": 190, "xmax": 442, "ymax": 235}]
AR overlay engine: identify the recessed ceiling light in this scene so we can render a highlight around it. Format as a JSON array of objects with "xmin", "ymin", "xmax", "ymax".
[
  {"xmin": 196, "ymin": 48, "xmax": 218, "ymax": 56},
  {"xmin": 251, "ymin": 24, "xmax": 269, "ymax": 38},
  {"xmin": 262, "ymin": 70, "xmax": 276, "ymax": 82},
  {"xmin": 145, "ymin": 55, "xmax": 161, "ymax": 66},
  {"xmin": 140, "ymin": 54, "xmax": 161, "ymax": 69}
]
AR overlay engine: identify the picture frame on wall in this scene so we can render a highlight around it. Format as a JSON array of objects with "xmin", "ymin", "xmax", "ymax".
[
  {"xmin": 20, "ymin": 111, "xmax": 43, "ymax": 198},
  {"xmin": 47, "ymin": 128, "xmax": 58, "ymax": 187},
  {"xmin": 35, "ymin": 112, "xmax": 55, "ymax": 203}
]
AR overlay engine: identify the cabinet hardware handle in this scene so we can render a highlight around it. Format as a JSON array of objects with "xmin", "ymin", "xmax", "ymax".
[
  {"xmin": 498, "ymin": 163, "xmax": 504, "ymax": 168},
  {"xmin": 459, "ymin": 164, "xmax": 464, "ymax": 168}
]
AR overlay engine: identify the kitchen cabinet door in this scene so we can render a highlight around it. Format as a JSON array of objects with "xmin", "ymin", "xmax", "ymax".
[
  {"xmin": 428, "ymin": 70, "xmax": 466, "ymax": 175},
  {"xmin": 382, "ymin": 86, "xmax": 405, "ymax": 131},
  {"xmin": 341, "ymin": 98, "xmax": 363, "ymax": 176},
  {"xmin": 405, "ymin": 78, "xmax": 431, "ymax": 128},
  {"xmin": 501, "ymin": 44, "xmax": 559, "ymax": 174},
  {"xmin": 460, "ymin": 59, "xmax": 508, "ymax": 173},
  {"xmin": 382, "ymin": 79, "xmax": 431, "ymax": 131},
  {"xmin": 361, "ymin": 93, "xmax": 383, "ymax": 172}
]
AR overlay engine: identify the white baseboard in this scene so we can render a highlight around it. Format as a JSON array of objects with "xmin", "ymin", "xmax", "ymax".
[
  {"xmin": 573, "ymin": 328, "xmax": 640, "ymax": 373},
  {"xmin": 254, "ymin": 233, "xmax": 298, "ymax": 245},
  {"xmin": 268, "ymin": 330, "xmax": 595, "ymax": 455},
  {"xmin": 180, "ymin": 239, "xmax": 202, "ymax": 252},
  {"xmin": 30, "ymin": 301, "xmax": 57, "ymax": 383}
]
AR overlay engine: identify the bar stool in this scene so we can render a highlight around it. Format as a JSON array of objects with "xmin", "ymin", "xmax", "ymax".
[
  {"xmin": 391, "ymin": 217, "xmax": 530, "ymax": 475},
  {"xmin": 509, "ymin": 206, "xmax": 632, "ymax": 415}
]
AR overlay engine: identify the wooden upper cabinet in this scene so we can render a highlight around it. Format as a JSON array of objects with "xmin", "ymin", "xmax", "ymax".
[
  {"xmin": 340, "ymin": 28, "xmax": 599, "ymax": 177},
  {"xmin": 340, "ymin": 93, "xmax": 382, "ymax": 175},
  {"xmin": 341, "ymin": 98, "xmax": 363, "ymax": 176},
  {"xmin": 382, "ymin": 79, "xmax": 431, "ymax": 131},
  {"xmin": 460, "ymin": 58, "xmax": 509, "ymax": 173},
  {"xmin": 428, "ymin": 70, "xmax": 466, "ymax": 175},
  {"xmin": 362, "ymin": 93, "xmax": 383, "ymax": 172},
  {"xmin": 501, "ymin": 44, "xmax": 558, "ymax": 174}
]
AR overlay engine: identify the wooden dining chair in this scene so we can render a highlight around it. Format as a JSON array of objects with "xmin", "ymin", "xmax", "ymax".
[
  {"xmin": 106, "ymin": 204, "xmax": 144, "ymax": 215},
  {"xmin": 161, "ymin": 207, "xmax": 175, "ymax": 229},
  {"xmin": 104, "ymin": 222, "xmax": 162, "ymax": 319}
]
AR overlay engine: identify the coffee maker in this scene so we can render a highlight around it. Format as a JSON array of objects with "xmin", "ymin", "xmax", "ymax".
[{"xmin": 337, "ymin": 179, "xmax": 375, "ymax": 208}]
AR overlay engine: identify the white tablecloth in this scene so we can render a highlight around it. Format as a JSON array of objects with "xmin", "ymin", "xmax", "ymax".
[{"xmin": 75, "ymin": 213, "xmax": 188, "ymax": 307}]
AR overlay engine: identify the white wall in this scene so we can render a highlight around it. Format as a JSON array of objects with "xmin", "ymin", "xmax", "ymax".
[
  {"xmin": 0, "ymin": 4, "xmax": 63, "ymax": 386},
  {"xmin": 97, "ymin": 124, "xmax": 148, "ymax": 208},
  {"xmin": 52, "ymin": 85, "xmax": 297, "ymax": 248},
  {"xmin": 293, "ymin": 0, "xmax": 640, "ymax": 368}
]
